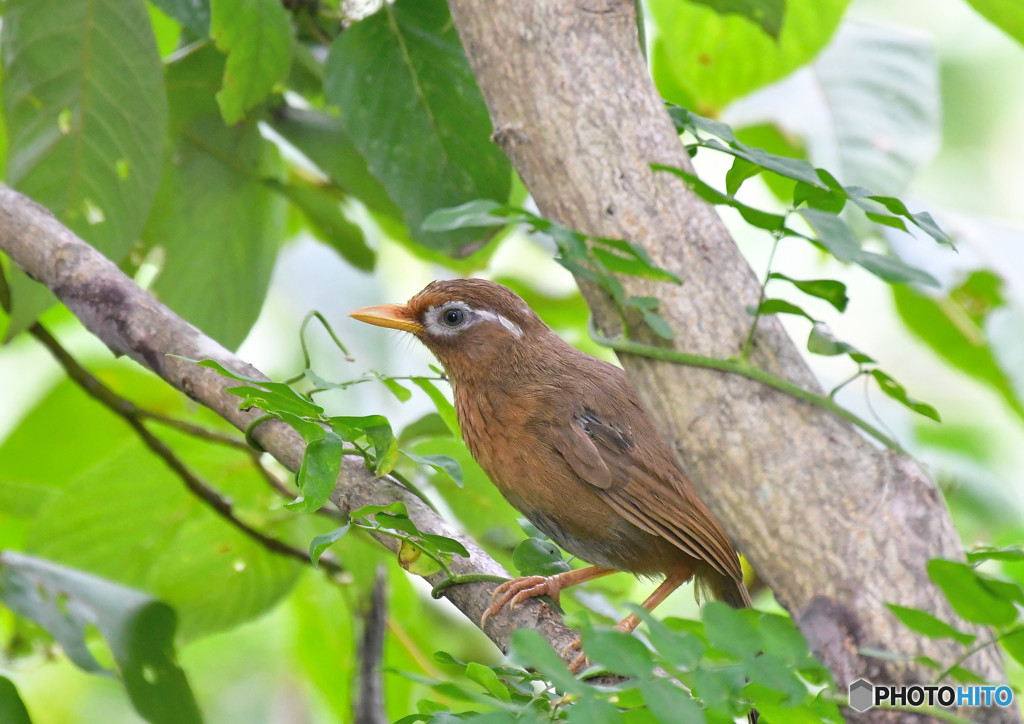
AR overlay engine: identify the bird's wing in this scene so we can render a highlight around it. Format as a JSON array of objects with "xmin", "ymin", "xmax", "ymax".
[{"xmin": 550, "ymin": 406, "xmax": 741, "ymax": 582}]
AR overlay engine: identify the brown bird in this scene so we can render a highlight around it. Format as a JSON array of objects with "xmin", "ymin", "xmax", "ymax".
[{"xmin": 350, "ymin": 278, "xmax": 752, "ymax": 668}]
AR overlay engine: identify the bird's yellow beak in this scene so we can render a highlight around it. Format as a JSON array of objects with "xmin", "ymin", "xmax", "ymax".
[{"xmin": 349, "ymin": 304, "xmax": 424, "ymax": 335}]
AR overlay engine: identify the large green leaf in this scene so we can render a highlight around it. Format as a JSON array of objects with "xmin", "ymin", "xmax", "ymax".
[
  {"xmin": 0, "ymin": 551, "xmax": 201, "ymax": 724},
  {"xmin": 0, "ymin": 676, "xmax": 30, "ymax": 724},
  {"xmin": 142, "ymin": 46, "xmax": 286, "ymax": 349},
  {"xmin": 210, "ymin": 0, "xmax": 293, "ymax": 124},
  {"xmin": 963, "ymin": 0, "xmax": 1024, "ymax": 48},
  {"xmin": 1, "ymin": 0, "xmax": 167, "ymax": 336},
  {"xmin": 150, "ymin": 0, "xmax": 211, "ymax": 35},
  {"xmin": 686, "ymin": 0, "xmax": 785, "ymax": 38},
  {"xmin": 892, "ymin": 277, "xmax": 1024, "ymax": 423},
  {"xmin": 650, "ymin": 0, "xmax": 848, "ymax": 114},
  {"xmin": 324, "ymin": 0, "xmax": 511, "ymax": 257}
]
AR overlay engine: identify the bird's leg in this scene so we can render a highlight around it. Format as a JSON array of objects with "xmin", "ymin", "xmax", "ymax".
[
  {"xmin": 567, "ymin": 566, "xmax": 692, "ymax": 673},
  {"xmin": 480, "ymin": 565, "xmax": 616, "ymax": 628}
]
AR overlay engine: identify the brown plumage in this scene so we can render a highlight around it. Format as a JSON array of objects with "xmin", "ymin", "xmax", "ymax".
[{"xmin": 351, "ymin": 278, "xmax": 752, "ymax": 653}]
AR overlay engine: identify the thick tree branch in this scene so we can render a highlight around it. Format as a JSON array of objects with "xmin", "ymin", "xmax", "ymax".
[
  {"xmin": 444, "ymin": 1, "xmax": 1012, "ymax": 721},
  {"xmin": 0, "ymin": 184, "xmax": 583, "ymax": 667}
]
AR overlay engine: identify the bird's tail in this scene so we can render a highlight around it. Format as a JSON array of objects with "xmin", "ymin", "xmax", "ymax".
[{"xmin": 697, "ymin": 565, "xmax": 752, "ymax": 608}]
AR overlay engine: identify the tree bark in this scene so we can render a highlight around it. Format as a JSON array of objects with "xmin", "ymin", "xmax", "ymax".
[{"xmin": 445, "ymin": 1, "xmax": 1013, "ymax": 721}]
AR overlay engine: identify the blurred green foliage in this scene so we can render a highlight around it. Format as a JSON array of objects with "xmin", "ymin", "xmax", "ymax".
[{"xmin": 1, "ymin": 0, "xmax": 1023, "ymax": 721}]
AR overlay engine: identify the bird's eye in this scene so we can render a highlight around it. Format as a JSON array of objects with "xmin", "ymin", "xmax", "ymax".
[{"xmin": 440, "ymin": 308, "xmax": 465, "ymax": 327}]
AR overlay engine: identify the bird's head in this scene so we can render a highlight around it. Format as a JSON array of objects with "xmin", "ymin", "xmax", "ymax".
[{"xmin": 349, "ymin": 279, "xmax": 550, "ymax": 379}]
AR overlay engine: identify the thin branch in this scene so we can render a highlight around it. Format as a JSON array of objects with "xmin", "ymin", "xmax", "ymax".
[
  {"xmin": 354, "ymin": 565, "xmax": 388, "ymax": 724},
  {"xmin": 27, "ymin": 322, "xmax": 345, "ymax": 577}
]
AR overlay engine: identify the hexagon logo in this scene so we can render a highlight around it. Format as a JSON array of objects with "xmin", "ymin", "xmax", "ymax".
[{"xmin": 849, "ymin": 679, "xmax": 874, "ymax": 713}]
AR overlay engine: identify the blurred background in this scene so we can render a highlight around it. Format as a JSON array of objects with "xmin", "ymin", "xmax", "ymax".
[{"xmin": 2, "ymin": 0, "xmax": 1023, "ymax": 720}]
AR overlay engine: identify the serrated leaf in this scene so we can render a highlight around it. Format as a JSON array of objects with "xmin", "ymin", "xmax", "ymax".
[
  {"xmin": 142, "ymin": 46, "xmax": 286, "ymax": 349},
  {"xmin": 2, "ymin": 0, "xmax": 167, "ymax": 335},
  {"xmin": 0, "ymin": 552, "xmax": 201, "ymax": 724},
  {"xmin": 928, "ymin": 559, "xmax": 1022, "ymax": 627},
  {"xmin": 886, "ymin": 604, "xmax": 976, "ymax": 646},
  {"xmin": 324, "ymin": 0, "xmax": 511, "ymax": 256},
  {"xmin": 870, "ymin": 370, "xmax": 941, "ymax": 422},
  {"xmin": 210, "ymin": 0, "xmax": 293, "ymax": 124}
]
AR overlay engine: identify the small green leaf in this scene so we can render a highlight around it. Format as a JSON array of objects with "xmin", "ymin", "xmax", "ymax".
[
  {"xmin": 512, "ymin": 538, "xmax": 570, "ymax": 577},
  {"xmin": 641, "ymin": 677, "xmax": 707, "ymax": 724},
  {"xmin": 509, "ymin": 629, "xmax": 587, "ymax": 696},
  {"xmin": 886, "ymin": 604, "xmax": 976, "ymax": 645},
  {"xmin": 0, "ymin": 676, "xmax": 31, "ymax": 724},
  {"xmin": 421, "ymin": 200, "xmax": 513, "ymax": 231},
  {"xmin": 769, "ymin": 273, "xmax": 849, "ymax": 312},
  {"xmin": 411, "ymin": 378, "xmax": 460, "ymax": 438},
  {"xmin": 420, "ymin": 534, "xmax": 469, "ymax": 559},
  {"xmin": 349, "ymin": 501, "xmax": 408, "ymax": 520},
  {"xmin": 402, "ymin": 451, "xmax": 464, "ymax": 487},
  {"xmin": 288, "ymin": 430, "xmax": 345, "ymax": 512},
  {"xmin": 807, "ymin": 324, "xmax": 871, "ymax": 363},
  {"xmin": 398, "ymin": 540, "xmax": 443, "ymax": 576},
  {"xmin": 581, "ymin": 628, "xmax": 655, "ymax": 679},
  {"xmin": 870, "ymin": 370, "xmax": 941, "ymax": 422},
  {"xmin": 654, "ymin": 164, "xmax": 787, "ymax": 231},
  {"xmin": 329, "ymin": 415, "xmax": 399, "ymax": 475},
  {"xmin": 380, "ymin": 377, "xmax": 413, "ymax": 402},
  {"xmin": 702, "ymin": 602, "xmax": 761, "ymax": 660},
  {"xmin": 210, "ymin": 0, "xmax": 293, "ymax": 124},
  {"xmin": 756, "ymin": 298, "xmax": 816, "ymax": 321},
  {"xmin": 725, "ymin": 155, "xmax": 761, "ymax": 196},
  {"xmin": 999, "ymin": 628, "xmax": 1024, "ymax": 668},
  {"xmin": 308, "ymin": 523, "xmax": 351, "ymax": 566},
  {"xmin": 967, "ymin": 546, "xmax": 1024, "ymax": 565},
  {"xmin": 928, "ymin": 559, "xmax": 1022, "ymax": 627},
  {"xmin": 465, "ymin": 662, "xmax": 512, "ymax": 702}
]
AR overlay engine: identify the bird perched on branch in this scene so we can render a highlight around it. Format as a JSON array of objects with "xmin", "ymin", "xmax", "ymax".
[{"xmin": 350, "ymin": 278, "xmax": 752, "ymax": 669}]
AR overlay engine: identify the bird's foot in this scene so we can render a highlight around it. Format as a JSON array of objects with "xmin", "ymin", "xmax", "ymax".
[
  {"xmin": 562, "ymin": 637, "xmax": 589, "ymax": 674},
  {"xmin": 480, "ymin": 575, "xmax": 563, "ymax": 628}
]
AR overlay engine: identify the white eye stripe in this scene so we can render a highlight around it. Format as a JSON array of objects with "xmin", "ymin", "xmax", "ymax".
[{"xmin": 423, "ymin": 302, "xmax": 522, "ymax": 339}]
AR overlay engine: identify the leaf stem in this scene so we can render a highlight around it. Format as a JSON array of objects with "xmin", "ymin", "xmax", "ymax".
[
  {"xmin": 431, "ymin": 573, "xmax": 509, "ymax": 599},
  {"xmin": 589, "ymin": 322, "xmax": 904, "ymax": 453},
  {"xmin": 741, "ymin": 231, "xmax": 782, "ymax": 360}
]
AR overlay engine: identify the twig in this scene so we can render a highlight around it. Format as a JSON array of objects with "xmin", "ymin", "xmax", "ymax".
[
  {"xmin": 354, "ymin": 566, "xmax": 389, "ymax": 724},
  {"xmin": 28, "ymin": 323, "xmax": 345, "ymax": 576}
]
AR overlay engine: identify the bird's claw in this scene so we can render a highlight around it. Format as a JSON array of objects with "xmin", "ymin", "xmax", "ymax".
[
  {"xmin": 562, "ymin": 638, "xmax": 589, "ymax": 673},
  {"xmin": 480, "ymin": 575, "xmax": 561, "ymax": 628}
]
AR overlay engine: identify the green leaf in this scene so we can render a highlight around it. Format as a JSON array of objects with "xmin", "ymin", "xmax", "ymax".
[
  {"xmin": 702, "ymin": 602, "xmax": 761, "ymax": 660},
  {"xmin": 650, "ymin": 0, "xmax": 847, "ymax": 114},
  {"xmin": 0, "ymin": 552, "xmax": 201, "ymax": 724},
  {"xmin": 274, "ymin": 181, "xmax": 375, "ymax": 271},
  {"xmin": 565, "ymin": 696, "xmax": 623, "ymax": 724},
  {"xmin": 807, "ymin": 324, "xmax": 869, "ymax": 361},
  {"xmin": 421, "ymin": 200, "xmax": 512, "ymax": 232},
  {"xmin": 380, "ymin": 377, "xmax": 414, "ymax": 402},
  {"xmin": 511, "ymin": 538, "xmax": 570, "ymax": 578},
  {"xmin": 402, "ymin": 451, "xmax": 465, "ymax": 487},
  {"xmin": 655, "ymin": 164, "xmax": 787, "ymax": 231},
  {"xmin": 0, "ymin": 676, "xmax": 31, "ymax": 724},
  {"xmin": 769, "ymin": 273, "xmax": 848, "ymax": 311},
  {"xmin": 150, "ymin": 0, "xmax": 211, "ymax": 35},
  {"xmin": 893, "ymin": 280, "xmax": 1024, "ymax": 423},
  {"xmin": 725, "ymin": 156, "xmax": 762, "ymax": 196},
  {"xmin": 581, "ymin": 628, "xmax": 655, "ymax": 679},
  {"xmin": 210, "ymin": 0, "xmax": 293, "ymax": 124},
  {"xmin": 330, "ymin": 415, "xmax": 399, "ymax": 475},
  {"xmin": 886, "ymin": 604, "xmax": 976, "ymax": 646},
  {"xmin": 641, "ymin": 677, "xmax": 707, "ymax": 724},
  {"xmin": 687, "ymin": 0, "xmax": 784, "ymax": 38},
  {"xmin": 870, "ymin": 370, "xmax": 941, "ymax": 422},
  {"xmin": 309, "ymin": 523, "xmax": 351, "ymax": 566},
  {"xmin": 142, "ymin": 46, "xmax": 286, "ymax": 349},
  {"xmin": 465, "ymin": 662, "xmax": 512, "ymax": 702},
  {"xmin": 324, "ymin": 0, "xmax": 511, "ymax": 256},
  {"xmin": 268, "ymin": 106, "xmax": 401, "ymax": 218},
  {"xmin": 509, "ymin": 629, "xmax": 587, "ymax": 696},
  {"xmin": 288, "ymin": 430, "xmax": 345, "ymax": 512},
  {"xmin": 967, "ymin": 546, "xmax": 1024, "ymax": 565},
  {"xmin": 999, "ymin": 628, "xmax": 1024, "ymax": 668},
  {"xmin": 928, "ymin": 559, "xmax": 1022, "ymax": 627},
  {"xmin": 1, "ymin": 0, "xmax": 167, "ymax": 334},
  {"xmin": 960, "ymin": 0, "xmax": 1024, "ymax": 50},
  {"xmin": 411, "ymin": 378, "xmax": 460, "ymax": 438},
  {"xmin": 756, "ymin": 298, "xmax": 816, "ymax": 322}
]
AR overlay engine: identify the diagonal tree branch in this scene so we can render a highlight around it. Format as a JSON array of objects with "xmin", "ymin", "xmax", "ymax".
[
  {"xmin": 443, "ymin": 1, "xmax": 1012, "ymax": 721},
  {"xmin": 0, "ymin": 183, "xmax": 584, "ymax": 665}
]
